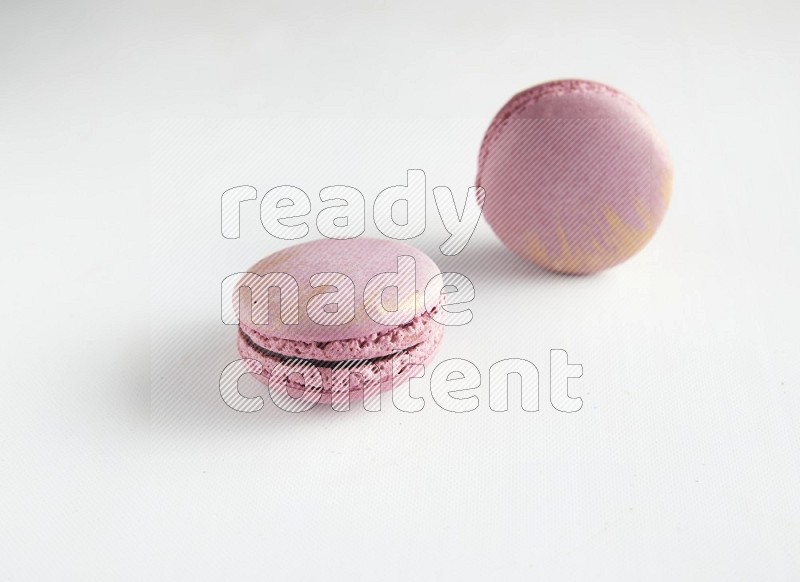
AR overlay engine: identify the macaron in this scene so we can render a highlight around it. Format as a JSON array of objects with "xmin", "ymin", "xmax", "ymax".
[
  {"xmin": 477, "ymin": 79, "xmax": 673, "ymax": 275},
  {"xmin": 234, "ymin": 238, "xmax": 444, "ymax": 405}
]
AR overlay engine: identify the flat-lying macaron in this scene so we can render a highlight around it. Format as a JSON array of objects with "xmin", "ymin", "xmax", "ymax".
[
  {"xmin": 233, "ymin": 238, "xmax": 445, "ymax": 406},
  {"xmin": 477, "ymin": 79, "xmax": 673, "ymax": 275}
]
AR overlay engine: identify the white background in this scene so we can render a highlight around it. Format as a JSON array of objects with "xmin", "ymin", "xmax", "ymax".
[{"xmin": 2, "ymin": 0, "xmax": 799, "ymax": 579}]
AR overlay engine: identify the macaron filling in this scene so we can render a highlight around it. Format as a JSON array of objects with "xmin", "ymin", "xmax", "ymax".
[
  {"xmin": 238, "ymin": 304, "xmax": 442, "ymax": 362},
  {"xmin": 237, "ymin": 303, "xmax": 444, "ymax": 398}
]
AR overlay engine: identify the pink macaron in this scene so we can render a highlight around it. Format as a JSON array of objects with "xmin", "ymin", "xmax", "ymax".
[
  {"xmin": 233, "ymin": 238, "xmax": 445, "ymax": 405},
  {"xmin": 477, "ymin": 79, "xmax": 673, "ymax": 275}
]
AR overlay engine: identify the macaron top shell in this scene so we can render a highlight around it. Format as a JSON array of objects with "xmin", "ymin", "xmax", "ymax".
[
  {"xmin": 235, "ymin": 237, "xmax": 442, "ymax": 343},
  {"xmin": 477, "ymin": 79, "xmax": 672, "ymax": 275}
]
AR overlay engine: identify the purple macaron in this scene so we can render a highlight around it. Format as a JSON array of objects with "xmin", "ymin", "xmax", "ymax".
[
  {"xmin": 477, "ymin": 79, "xmax": 673, "ymax": 274},
  {"xmin": 233, "ymin": 238, "xmax": 444, "ymax": 404}
]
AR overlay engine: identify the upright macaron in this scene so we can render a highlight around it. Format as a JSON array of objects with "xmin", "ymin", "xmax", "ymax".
[
  {"xmin": 233, "ymin": 238, "xmax": 444, "ymax": 405},
  {"xmin": 477, "ymin": 79, "xmax": 673, "ymax": 274}
]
